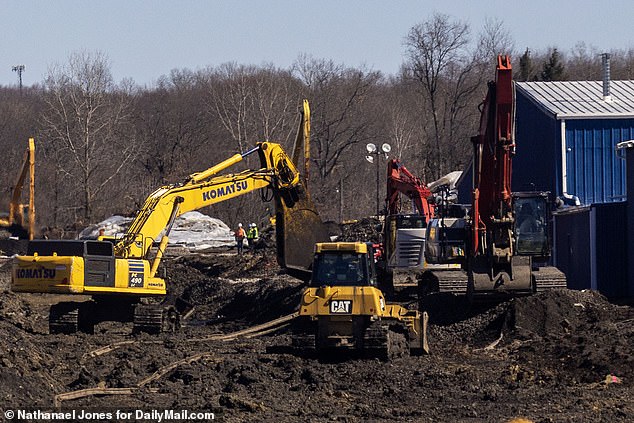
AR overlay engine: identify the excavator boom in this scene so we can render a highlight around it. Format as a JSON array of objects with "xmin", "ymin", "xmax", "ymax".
[
  {"xmin": 114, "ymin": 142, "xmax": 300, "ymax": 259},
  {"xmin": 386, "ymin": 159, "xmax": 434, "ymax": 221},
  {"xmin": 1, "ymin": 138, "xmax": 35, "ymax": 240}
]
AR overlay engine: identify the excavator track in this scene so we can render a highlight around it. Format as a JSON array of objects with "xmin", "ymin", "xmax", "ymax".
[
  {"xmin": 533, "ymin": 266, "xmax": 567, "ymax": 291},
  {"xmin": 49, "ymin": 302, "xmax": 80, "ymax": 334},
  {"xmin": 362, "ymin": 323, "xmax": 406, "ymax": 360},
  {"xmin": 420, "ymin": 270, "xmax": 468, "ymax": 295},
  {"xmin": 133, "ymin": 304, "xmax": 164, "ymax": 334}
]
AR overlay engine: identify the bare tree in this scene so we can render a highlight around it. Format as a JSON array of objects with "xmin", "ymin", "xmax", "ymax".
[
  {"xmin": 404, "ymin": 13, "xmax": 485, "ymax": 179},
  {"xmin": 292, "ymin": 55, "xmax": 382, "ymax": 217},
  {"xmin": 40, "ymin": 50, "xmax": 139, "ymax": 223},
  {"xmin": 377, "ymin": 78, "xmax": 418, "ymax": 160},
  {"xmin": 611, "ymin": 48, "xmax": 634, "ymax": 79},
  {"xmin": 198, "ymin": 63, "xmax": 304, "ymax": 226},
  {"xmin": 566, "ymin": 42, "xmax": 601, "ymax": 80},
  {"xmin": 293, "ymin": 55, "xmax": 381, "ymax": 180},
  {"xmin": 134, "ymin": 68, "xmax": 211, "ymax": 186},
  {"xmin": 478, "ymin": 17, "xmax": 515, "ymax": 60},
  {"xmin": 203, "ymin": 63, "xmax": 258, "ymax": 155}
]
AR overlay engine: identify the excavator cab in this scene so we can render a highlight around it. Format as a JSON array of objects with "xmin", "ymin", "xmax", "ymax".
[{"xmin": 513, "ymin": 192, "xmax": 551, "ymax": 258}]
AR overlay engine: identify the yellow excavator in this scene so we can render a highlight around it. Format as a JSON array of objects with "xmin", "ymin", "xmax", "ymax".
[
  {"xmin": 12, "ymin": 103, "xmax": 329, "ymax": 334},
  {"xmin": 1, "ymin": 138, "xmax": 35, "ymax": 240},
  {"xmin": 292, "ymin": 242, "xmax": 429, "ymax": 359}
]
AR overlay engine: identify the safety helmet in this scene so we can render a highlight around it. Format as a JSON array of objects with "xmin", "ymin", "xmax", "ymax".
[
  {"xmin": 238, "ymin": 223, "xmax": 243, "ymax": 227},
  {"xmin": 250, "ymin": 223, "xmax": 256, "ymax": 227}
]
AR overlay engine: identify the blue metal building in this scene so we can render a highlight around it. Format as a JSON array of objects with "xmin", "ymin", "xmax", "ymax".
[
  {"xmin": 455, "ymin": 78, "xmax": 634, "ymax": 298},
  {"xmin": 514, "ymin": 80, "xmax": 634, "ymax": 298},
  {"xmin": 514, "ymin": 80, "xmax": 634, "ymax": 204}
]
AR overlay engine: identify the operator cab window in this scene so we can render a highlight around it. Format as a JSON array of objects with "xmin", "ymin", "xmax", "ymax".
[
  {"xmin": 86, "ymin": 240, "xmax": 114, "ymax": 257},
  {"xmin": 396, "ymin": 215, "xmax": 426, "ymax": 229},
  {"xmin": 311, "ymin": 252, "xmax": 368, "ymax": 287},
  {"xmin": 27, "ymin": 240, "xmax": 84, "ymax": 256},
  {"xmin": 513, "ymin": 196, "xmax": 549, "ymax": 255}
]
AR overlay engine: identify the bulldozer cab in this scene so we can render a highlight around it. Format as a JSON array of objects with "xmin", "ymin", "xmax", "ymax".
[
  {"xmin": 310, "ymin": 242, "xmax": 377, "ymax": 288},
  {"xmin": 513, "ymin": 192, "xmax": 551, "ymax": 258}
]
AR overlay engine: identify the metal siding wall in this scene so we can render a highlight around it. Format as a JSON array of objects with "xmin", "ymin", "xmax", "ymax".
[
  {"xmin": 594, "ymin": 202, "xmax": 628, "ymax": 298},
  {"xmin": 513, "ymin": 92, "xmax": 559, "ymax": 194},
  {"xmin": 553, "ymin": 209, "xmax": 592, "ymax": 290},
  {"xmin": 566, "ymin": 119, "xmax": 633, "ymax": 204}
]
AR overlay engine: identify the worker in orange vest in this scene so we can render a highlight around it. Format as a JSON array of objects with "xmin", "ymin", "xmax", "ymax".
[{"xmin": 234, "ymin": 223, "xmax": 246, "ymax": 255}]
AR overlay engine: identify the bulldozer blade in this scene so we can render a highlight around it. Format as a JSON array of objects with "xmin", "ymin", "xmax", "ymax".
[{"xmin": 275, "ymin": 184, "xmax": 330, "ymax": 281}]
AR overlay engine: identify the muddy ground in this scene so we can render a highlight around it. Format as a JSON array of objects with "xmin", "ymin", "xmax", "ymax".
[{"xmin": 0, "ymin": 238, "xmax": 633, "ymax": 422}]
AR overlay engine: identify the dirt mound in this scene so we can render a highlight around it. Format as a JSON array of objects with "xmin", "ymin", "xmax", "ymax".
[{"xmin": 506, "ymin": 290, "xmax": 634, "ymax": 384}]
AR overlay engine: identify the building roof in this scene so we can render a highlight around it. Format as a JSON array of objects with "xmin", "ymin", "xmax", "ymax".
[{"xmin": 516, "ymin": 80, "xmax": 634, "ymax": 119}]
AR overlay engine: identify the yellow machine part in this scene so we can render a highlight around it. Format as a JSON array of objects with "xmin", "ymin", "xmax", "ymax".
[
  {"xmin": 299, "ymin": 285, "xmax": 386, "ymax": 317},
  {"xmin": 314, "ymin": 242, "xmax": 368, "ymax": 254},
  {"xmin": 12, "ymin": 255, "xmax": 165, "ymax": 296}
]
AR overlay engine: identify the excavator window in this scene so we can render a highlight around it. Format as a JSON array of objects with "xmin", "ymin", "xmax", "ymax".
[
  {"xmin": 396, "ymin": 215, "xmax": 426, "ymax": 229},
  {"xmin": 27, "ymin": 239, "xmax": 113, "ymax": 257},
  {"xmin": 513, "ymin": 195, "xmax": 549, "ymax": 256},
  {"xmin": 28, "ymin": 240, "xmax": 85, "ymax": 257}
]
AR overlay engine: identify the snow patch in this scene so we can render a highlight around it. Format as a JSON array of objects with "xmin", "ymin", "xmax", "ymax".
[{"xmin": 79, "ymin": 211, "xmax": 234, "ymax": 250}]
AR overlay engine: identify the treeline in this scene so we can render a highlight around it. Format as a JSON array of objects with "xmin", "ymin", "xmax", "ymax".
[{"xmin": 2, "ymin": 14, "xmax": 634, "ymax": 234}]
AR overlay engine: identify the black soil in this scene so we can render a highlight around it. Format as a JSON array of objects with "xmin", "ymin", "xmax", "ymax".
[{"xmin": 0, "ymin": 245, "xmax": 633, "ymax": 422}]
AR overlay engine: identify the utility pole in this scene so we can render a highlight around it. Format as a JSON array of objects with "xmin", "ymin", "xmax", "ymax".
[{"xmin": 12, "ymin": 65, "xmax": 25, "ymax": 94}]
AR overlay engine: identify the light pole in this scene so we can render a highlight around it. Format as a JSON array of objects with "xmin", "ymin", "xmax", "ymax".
[{"xmin": 365, "ymin": 142, "xmax": 391, "ymax": 217}]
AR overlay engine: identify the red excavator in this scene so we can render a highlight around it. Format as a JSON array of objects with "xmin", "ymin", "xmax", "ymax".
[
  {"xmin": 379, "ymin": 159, "xmax": 436, "ymax": 290},
  {"xmin": 422, "ymin": 55, "xmax": 566, "ymax": 300},
  {"xmin": 386, "ymin": 159, "xmax": 434, "ymax": 220}
]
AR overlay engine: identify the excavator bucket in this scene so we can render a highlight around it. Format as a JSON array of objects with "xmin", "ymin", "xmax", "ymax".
[{"xmin": 275, "ymin": 183, "xmax": 330, "ymax": 281}]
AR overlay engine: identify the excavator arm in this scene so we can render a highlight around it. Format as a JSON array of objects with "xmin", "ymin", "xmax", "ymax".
[
  {"xmin": 1, "ymin": 138, "xmax": 35, "ymax": 240},
  {"xmin": 114, "ymin": 142, "xmax": 300, "ymax": 259},
  {"xmin": 115, "ymin": 100, "xmax": 329, "ymax": 277},
  {"xmin": 386, "ymin": 159, "xmax": 434, "ymax": 222},
  {"xmin": 471, "ymin": 55, "xmax": 515, "ymax": 258}
]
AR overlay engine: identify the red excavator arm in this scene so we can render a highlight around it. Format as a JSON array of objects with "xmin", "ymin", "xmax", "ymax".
[
  {"xmin": 470, "ymin": 55, "xmax": 515, "ymax": 257},
  {"xmin": 386, "ymin": 159, "xmax": 434, "ymax": 223}
]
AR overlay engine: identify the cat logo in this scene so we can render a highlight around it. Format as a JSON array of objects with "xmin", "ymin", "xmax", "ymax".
[{"xmin": 330, "ymin": 300, "xmax": 352, "ymax": 314}]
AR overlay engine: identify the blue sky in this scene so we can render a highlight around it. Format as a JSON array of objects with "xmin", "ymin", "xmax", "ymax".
[{"xmin": 2, "ymin": 0, "xmax": 633, "ymax": 87}]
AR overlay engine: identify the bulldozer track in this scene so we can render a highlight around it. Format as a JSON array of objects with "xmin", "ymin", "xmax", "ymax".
[
  {"xmin": 133, "ymin": 304, "xmax": 164, "ymax": 334},
  {"xmin": 362, "ymin": 322, "xmax": 406, "ymax": 360},
  {"xmin": 435, "ymin": 270, "xmax": 469, "ymax": 294}
]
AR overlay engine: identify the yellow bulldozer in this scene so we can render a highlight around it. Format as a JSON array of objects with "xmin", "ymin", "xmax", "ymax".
[{"xmin": 292, "ymin": 242, "xmax": 429, "ymax": 359}]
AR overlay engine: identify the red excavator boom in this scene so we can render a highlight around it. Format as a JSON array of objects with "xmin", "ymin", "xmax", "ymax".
[
  {"xmin": 470, "ymin": 55, "xmax": 514, "ymax": 257},
  {"xmin": 386, "ymin": 159, "xmax": 434, "ymax": 223}
]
